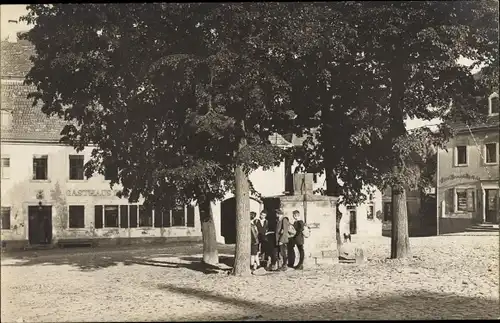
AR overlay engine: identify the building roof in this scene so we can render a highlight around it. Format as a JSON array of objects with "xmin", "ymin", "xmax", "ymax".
[
  {"xmin": 448, "ymin": 114, "xmax": 499, "ymax": 133},
  {"xmin": 0, "ymin": 39, "xmax": 69, "ymax": 143},
  {"xmin": 1, "ymin": 40, "xmax": 36, "ymax": 79},
  {"xmin": 1, "ymin": 81, "xmax": 70, "ymax": 142}
]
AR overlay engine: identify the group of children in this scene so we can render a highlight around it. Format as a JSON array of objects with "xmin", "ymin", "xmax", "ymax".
[{"xmin": 250, "ymin": 209, "xmax": 308, "ymax": 272}]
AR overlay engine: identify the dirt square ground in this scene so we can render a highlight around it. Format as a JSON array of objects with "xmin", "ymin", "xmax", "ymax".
[{"xmin": 1, "ymin": 235, "xmax": 499, "ymax": 321}]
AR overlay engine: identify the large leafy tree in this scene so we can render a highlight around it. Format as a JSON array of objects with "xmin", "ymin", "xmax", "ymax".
[
  {"xmin": 286, "ymin": 1, "xmax": 498, "ymax": 258},
  {"xmin": 20, "ymin": 3, "xmax": 302, "ymax": 275},
  {"xmin": 342, "ymin": 1, "xmax": 498, "ymax": 258},
  {"xmin": 275, "ymin": 3, "xmax": 386, "ymax": 250}
]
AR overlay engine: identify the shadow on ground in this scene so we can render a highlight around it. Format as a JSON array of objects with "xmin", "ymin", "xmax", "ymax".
[
  {"xmin": 125, "ymin": 254, "xmax": 235, "ymax": 274},
  {"xmin": 1, "ymin": 243, "xmax": 235, "ymax": 273},
  {"xmin": 155, "ymin": 284, "xmax": 500, "ymax": 320}
]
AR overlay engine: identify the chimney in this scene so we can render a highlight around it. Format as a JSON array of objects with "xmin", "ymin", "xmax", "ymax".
[
  {"xmin": 5, "ymin": 21, "xmax": 20, "ymax": 43},
  {"xmin": 1, "ymin": 110, "xmax": 13, "ymax": 129}
]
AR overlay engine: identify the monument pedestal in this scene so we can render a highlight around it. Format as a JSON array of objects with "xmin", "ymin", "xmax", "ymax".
[{"xmin": 263, "ymin": 194, "xmax": 338, "ymax": 268}]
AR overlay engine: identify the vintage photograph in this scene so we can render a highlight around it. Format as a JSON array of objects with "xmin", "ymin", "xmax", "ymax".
[{"xmin": 1, "ymin": 2, "xmax": 499, "ymax": 321}]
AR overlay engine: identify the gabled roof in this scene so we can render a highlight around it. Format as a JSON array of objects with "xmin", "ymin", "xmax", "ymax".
[
  {"xmin": 1, "ymin": 40, "xmax": 35, "ymax": 79},
  {"xmin": 268, "ymin": 133, "xmax": 293, "ymax": 147},
  {"xmin": 1, "ymin": 39, "xmax": 70, "ymax": 143},
  {"xmin": 1, "ymin": 81, "xmax": 70, "ymax": 142}
]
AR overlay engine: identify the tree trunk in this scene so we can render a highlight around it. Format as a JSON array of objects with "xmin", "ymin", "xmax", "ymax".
[
  {"xmin": 335, "ymin": 205, "xmax": 343, "ymax": 251},
  {"xmin": 391, "ymin": 185, "xmax": 410, "ymax": 258},
  {"xmin": 232, "ymin": 128, "xmax": 251, "ymax": 276},
  {"xmin": 389, "ymin": 63, "xmax": 410, "ymax": 259},
  {"xmin": 326, "ymin": 167, "xmax": 343, "ymax": 250},
  {"xmin": 199, "ymin": 198, "xmax": 218, "ymax": 265}
]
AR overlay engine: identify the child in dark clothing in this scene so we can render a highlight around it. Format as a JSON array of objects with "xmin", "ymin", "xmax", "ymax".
[{"xmin": 250, "ymin": 212, "xmax": 260, "ymax": 271}]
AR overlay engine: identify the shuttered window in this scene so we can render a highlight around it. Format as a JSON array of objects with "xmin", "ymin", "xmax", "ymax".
[
  {"xmin": 455, "ymin": 146, "xmax": 467, "ymax": 166},
  {"xmin": 139, "ymin": 205, "xmax": 153, "ymax": 227},
  {"xmin": 162, "ymin": 209, "xmax": 171, "ymax": 227},
  {"xmin": 1, "ymin": 207, "xmax": 11, "ymax": 229},
  {"xmin": 485, "ymin": 143, "xmax": 498, "ymax": 164},
  {"xmin": 466, "ymin": 189, "xmax": 475, "ymax": 212},
  {"xmin": 172, "ymin": 207, "xmax": 185, "ymax": 226},
  {"xmin": 445, "ymin": 189, "xmax": 454, "ymax": 214},
  {"xmin": 154, "ymin": 208, "xmax": 163, "ymax": 228},
  {"xmin": 120, "ymin": 205, "xmax": 129, "ymax": 228},
  {"xmin": 94, "ymin": 205, "xmax": 103, "ymax": 229},
  {"xmin": 33, "ymin": 155, "xmax": 48, "ymax": 180},
  {"xmin": 129, "ymin": 205, "xmax": 138, "ymax": 227}
]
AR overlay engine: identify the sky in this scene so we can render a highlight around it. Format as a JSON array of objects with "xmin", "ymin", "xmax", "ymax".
[{"xmin": 1, "ymin": 4, "xmax": 481, "ymax": 131}]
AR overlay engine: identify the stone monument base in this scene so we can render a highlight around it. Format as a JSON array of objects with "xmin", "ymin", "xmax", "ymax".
[{"xmin": 262, "ymin": 194, "xmax": 338, "ymax": 268}]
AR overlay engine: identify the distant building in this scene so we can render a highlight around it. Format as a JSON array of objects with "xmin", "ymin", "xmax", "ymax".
[
  {"xmin": 381, "ymin": 185, "xmax": 437, "ymax": 237},
  {"xmin": 436, "ymin": 93, "xmax": 499, "ymax": 234}
]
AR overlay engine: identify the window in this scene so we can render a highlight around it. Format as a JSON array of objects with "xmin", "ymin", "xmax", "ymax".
[
  {"xmin": 94, "ymin": 205, "xmax": 103, "ymax": 229},
  {"xmin": 129, "ymin": 205, "xmax": 138, "ymax": 227},
  {"xmin": 455, "ymin": 188, "xmax": 475, "ymax": 212},
  {"xmin": 172, "ymin": 206, "xmax": 185, "ymax": 226},
  {"xmin": 367, "ymin": 205, "xmax": 374, "ymax": 220},
  {"xmin": 485, "ymin": 143, "xmax": 498, "ymax": 164},
  {"xmin": 69, "ymin": 155, "xmax": 84, "ymax": 180},
  {"xmin": 383, "ymin": 202, "xmax": 392, "ymax": 221},
  {"xmin": 68, "ymin": 205, "xmax": 85, "ymax": 228},
  {"xmin": 139, "ymin": 205, "xmax": 152, "ymax": 227},
  {"xmin": 154, "ymin": 208, "xmax": 163, "ymax": 228},
  {"xmin": 162, "ymin": 209, "xmax": 171, "ymax": 227},
  {"xmin": 33, "ymin": 155, "xmax": 48, "ymax": 180},
  {"xmin": 120, "ymin": 205, "xmax": 129, "ymax": 228},
  {"xmin": 456, "ymin": 190, "xmax": 467, "ymax": 211},
  {"xmin": 104, "ymin": 205, "xmax": 119, "ymax": 227},
  {"xmin": 489, "ymin": 93, "xmax": 499, "ymax": 115},
  {"xmin": 1, "ymin": 207, "xmax": 10, "ymax": 229},
  {"xmin": 455, "ymin": 146, "xmax": 467, "ymax": 166},
  {"xmin": 1, "ymin": 157, "xmax": 10, "ymax": 179},
  {"xmin": 187, "ymin": 206, "xmax": 195, "ymax": 227}
]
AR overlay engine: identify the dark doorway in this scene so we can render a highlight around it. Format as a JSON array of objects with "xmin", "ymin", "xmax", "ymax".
[
  {"xmin": 221, "ymin": 198, "xmax": 236, "ymax": 244},
  {"xmin": 220, "ymin": 197, "xmax": 264, "ymax": 244},
  {"xmin": 28, "ymin": 205, "xmax": 53, "ymax": 245},
  {"xmin": 349, "ymin": 210, "xmax": 357, "ymax": 235},
  {"xmin": 262, "ymin": 197, "xmax": 280, "ymax": 233},
  {"xmin": 485, "ymin": 189, "xmax": 499, "ymax": 224}
]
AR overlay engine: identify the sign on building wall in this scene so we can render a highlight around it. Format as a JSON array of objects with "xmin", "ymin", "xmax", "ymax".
[
  {"xmin": 440, "ymin": 174, "xmax": 480, "ymax": 184},
  {"xmin": 66, "ymin": 189, "xmax": 121, "ymax": 197}
]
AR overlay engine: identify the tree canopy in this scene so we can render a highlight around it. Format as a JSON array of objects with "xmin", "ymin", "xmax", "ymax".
[
  {"xmin": 20, "ymin": 2, "xmax": 498, "ymax": 263},
  {"xmin": 21, "ymin": 3, "xmax": 302, "ymax": 209},
  {"xmin": 287, "ymin": 0, "xmax": 498, "ymax": 201}
]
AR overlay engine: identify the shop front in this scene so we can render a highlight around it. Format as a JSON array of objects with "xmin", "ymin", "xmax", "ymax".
[{"xmin": 438, "ymin": 173, "xmax": 499, "ymax": 234}]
